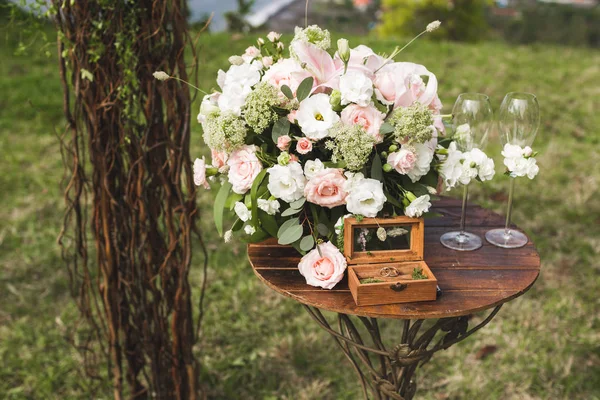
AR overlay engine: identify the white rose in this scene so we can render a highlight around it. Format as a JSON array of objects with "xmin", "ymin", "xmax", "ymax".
[
  {"xmin": 257, "ymin": 198, "xmax": 281, "ymax": 215},
  {"xmin": 405, "ymin": 195, "xmax": 432, "ymax": 218},
  {"xmin": 407, "ymin": 143, "xmax": 434, "ymax": 183},
  {"xmin": 303, "ymin": 158, "xmax": 325, "ymax": 180},
  {"xmin": 267, "ymin": 162, "xmax": 307, "ymax": 203},
  {"xmin": 244, "ymin": 224, "xmax": 256, "ymax": 235},
  {"xmin": 296, "ymin": 94, "xmax": 340, "ymax": 140},
  {"xmin": 339, "ymin": 71, "xmax": 373, "ymax": 107},
  {"xmin": 346, "ymin": 178, "xmax": 385, "ymax": 217},
  {"xmin": 439, "ymin": 142, "xmax": 464, "ymax": 190},
  {"xmin": 234, "ymin": 202, "xmax": 251, "ymax": 222}
]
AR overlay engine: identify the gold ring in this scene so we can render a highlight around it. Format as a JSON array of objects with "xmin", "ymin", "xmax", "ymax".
[{"xmin": 380, "ymin": 266, "xmax": 399, "ymax": 277}]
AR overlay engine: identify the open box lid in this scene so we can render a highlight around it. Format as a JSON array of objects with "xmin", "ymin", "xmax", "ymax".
[{"xmin": 343, "ymin": 216, "xmax": 424, "ymax": 265}]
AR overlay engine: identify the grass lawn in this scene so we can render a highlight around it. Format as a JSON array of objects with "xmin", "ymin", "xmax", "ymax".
[{"xmin": 1, "ymin": 20, "xmax": 600, "ymax": 400}]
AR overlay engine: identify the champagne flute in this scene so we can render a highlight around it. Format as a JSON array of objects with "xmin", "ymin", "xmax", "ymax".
[
  {"xmin": 440, "ymin": 93, "xmax": 494, "ymax": 251},
  {"xmin": 486, "ymin": 92, "xmax": 540, "ymax": 248}
]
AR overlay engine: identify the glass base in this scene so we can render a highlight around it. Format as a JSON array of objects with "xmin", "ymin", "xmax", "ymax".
[
  {"xmin": 485, "ymin": 229, "xmax": 528, "ymax": 249},
  {"xmin": 440, "ymin": 231, "xmax": 483, "ymax": 251}
]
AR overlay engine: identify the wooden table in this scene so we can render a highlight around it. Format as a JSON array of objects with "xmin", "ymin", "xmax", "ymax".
[{"xmin": 248, "ymin": 198, "xmax": 540, "ymax": 400}]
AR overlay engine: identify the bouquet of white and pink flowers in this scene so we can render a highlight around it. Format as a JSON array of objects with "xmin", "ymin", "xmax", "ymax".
[{"xmin": 184, "ymin": 22, "xmax": 461, "ymax": 289}]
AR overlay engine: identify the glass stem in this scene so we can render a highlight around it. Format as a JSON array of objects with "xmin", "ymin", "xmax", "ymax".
[
  {"xmin": 504, "ymin": 178, "xmax": 516, "ymax": 236},
  {"xmin": 459, "ymin": 184, "xmax": 469, "ymax": 235}
]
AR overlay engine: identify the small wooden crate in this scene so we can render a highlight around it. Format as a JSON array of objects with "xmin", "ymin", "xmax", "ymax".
[{"xmin": 344, "ymin": 216, "xmax": 438, "ymax": 306}]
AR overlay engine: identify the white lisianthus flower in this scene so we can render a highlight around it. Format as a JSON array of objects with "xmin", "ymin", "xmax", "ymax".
[
  {"xmin": 304, "ymin": 158, "xmax": 325, "ymax": 180},
  {"xmin": 342, "ymin": 171, "xmax": 365, "ymax": 192},
  {"xmin": 244, "ymin": 225, "xmax": 256, "ymax": 235},
  {"xmin": 197, "ymin": 93, "xmax": 220, "ymax": 124},
  {"xmin": 224, "ymin": 230, "xmax": 233, "ymax": 243},
  {"xmin": 297, "ymin": 94, "xmax": 340, "ymax": 140},
  {"xmin": 257, "ymin": 199, "xmax": 281, "ymax": 215},
  {"xmin": 234, "ymin": 202, "xmax": 251, "ymax": 222},
  {"xmin": 405, "ymin": 195, "xmax": 432, "ymax": 218},
  {"xmin": 267, "ymin": 162, "xmax": 307, "ymax": 203},
  {"xmin": 334, "ymin": 214, "xmax": 353, "ymax": 235},
  {"xmin": 346, "ymin": 178, "xmax": 386, "ymax": 217},
  {"xmin": 339, "ymin": 71, "xmax": 373, "ymax": 107},
  {"xmin": 439, "ymin": 142, "xmax": 464, "ymax": 190},
  {"xmin": 407, "ymin": 143, "xmax": 434, "ymax": 183}
]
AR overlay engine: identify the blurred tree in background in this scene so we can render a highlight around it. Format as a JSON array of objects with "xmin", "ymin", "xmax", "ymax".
[{"xmin": 378, "ymin": 0, "xmax": 491, "ymax": 42}]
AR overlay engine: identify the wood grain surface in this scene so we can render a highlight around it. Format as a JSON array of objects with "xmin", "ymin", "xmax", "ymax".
[{"xmin": 248, "ymin": 198, "xmax": 541, "ymax": 319}]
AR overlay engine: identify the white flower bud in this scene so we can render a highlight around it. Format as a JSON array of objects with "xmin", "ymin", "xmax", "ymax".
[
  {"xmin": 257, "ymin": 38, "xmax": 265, "ymax": 46},
  {"xmin": 426, "ymin": 20, "xmax": 441, "ymax": 33},
  {"xmin": 267, "ymin": 31, "xmax": 281, "ymax": 42},
  {"xmin": 153, "ymin": 71, "xmax": 170, "ymax": 81},
  {"xmin": 228, "ymin": 55, "xmax": 244, "ymax": 65},
  {"xmin": 337, "ymin": 38, "xmax": 350, "ymax": 63}
]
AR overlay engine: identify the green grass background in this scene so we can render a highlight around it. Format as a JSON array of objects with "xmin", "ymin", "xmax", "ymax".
[{"xmin": 1, "ymin": 22, "xmax": 599, "ymax": 399}]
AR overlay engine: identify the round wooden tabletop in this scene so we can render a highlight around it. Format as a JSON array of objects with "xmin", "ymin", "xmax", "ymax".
[{"xmin": 248, "ymin": 198, "xmax": 541, "ymax": 319}]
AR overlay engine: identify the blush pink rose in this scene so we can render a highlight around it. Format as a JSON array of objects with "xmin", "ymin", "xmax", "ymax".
[
  {"xmin": 387, "ymin": 149, "xmax": 417, "ymax": 175},
  {"xmin": 304, "ymin": 168, "xmax": 348, "ymax": 209},
  {"xmin": 340, "ymin": 104, "xmax": 386, "ymax": 143},
  {"xmin": 193, "ymin": 157, "xmax": 210, "ymax": 189},
  {"xmin": 290, "ymin": 154, "xmax": 299, "ymax": 163},
  {"xmin": 262, "ymin": 56, "xmax": 274, "ymax": 68},
  {"xmin": 211, "ymin": 149, "xmax": 228, "ymax": 170},
  {"xmin": 298, "ymin": 241, "xmax": 347, "ymax": 289},
  {"xmin": 287, "ymin": 110, "xmax": 298, "ymax": 124},
  {"xmin": 262, "ymin": 59, "xmax": 305, "ymax": 93},
  {"xmin": 296, "ymin": 137, "xmax": 313, "ymax": 154},
  {"xmin": 277, "ymin": 135, "xmax": 292, "ymax": 151},
  {"xmin": 226, "ymin": 145, "xmax": 263, "ymax": 194}
]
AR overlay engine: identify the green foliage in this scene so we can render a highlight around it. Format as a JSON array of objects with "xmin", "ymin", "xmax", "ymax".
[{"xmin": 379, "ymin": 0, "xmax": 491, "ymax": 42}]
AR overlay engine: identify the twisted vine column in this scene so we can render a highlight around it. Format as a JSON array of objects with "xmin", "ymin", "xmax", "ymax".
[{"xmin": 55, "ymin": 1, "xmax": 207, "ymax": 398}]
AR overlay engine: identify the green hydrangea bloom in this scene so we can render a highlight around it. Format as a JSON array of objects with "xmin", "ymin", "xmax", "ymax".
[
  {"xmin": 243, "ymin": 82, "xmax": 280, "ymax": 134},
  {"xmin": 202, "ymin": 112, "xmax": 247, "ymax": 151},
  {"xmin": 388, "ymin": 102, "xmax": 434, "ymax": 145},
  {"xmin": 326, "ymin": 123, "xmax": 375, "ymax": 171},
  {"xmin": 290, "ymin": 25, "xmax": 331, "ymax": 59}
]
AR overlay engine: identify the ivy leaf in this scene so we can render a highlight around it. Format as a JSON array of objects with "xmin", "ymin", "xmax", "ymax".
[
  {"xmin": 272, "ymin": 117, "xmax": 290, "ymax": 143},
  {"xmin": 296, "ymin": 77, "xmax": 314, "ymax": 102},
  {"xmin": 278, "ymin": 224, "xmax": 304, "ymax": 245},
  {"xmin": 213, "ymin": 181, "xmax": 232, "ymax": 237},
  {"xmin": 371, "ymin": 153, "xmax": 383, "ymax": 182},
  {"xmin": 300, "ymin": 235, "xmax": 315, "ymax": 252},
  {"xmin": 281, "ymin": 85, "xmax": 294, "ymax": 100},
  {"xmin": 380, "ymin": 122, "xmax": 394, "ymax": 135}
]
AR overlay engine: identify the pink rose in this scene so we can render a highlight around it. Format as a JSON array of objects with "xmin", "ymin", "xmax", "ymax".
[
  {"xmin": 296, "ymin": 137, "xmax": 313, "ymax": 154},
  {"xmin": 245, "ymin": 46, "xmax": 260, "ymax": 58},
  {"xmin": 262, "ymin": 56, "xmax": 274, "ymax": 68},
  {"xmin": 304, "ymin": 168, "xmax": 348, "ymax": 209},
  {"xmin": 193, "ymin": 157, "xmax": 210, "ymax": 189},
  {"xmin": 277, "ymin": 135, "xmax": 292, "ymax": 151},
  {"xmin": 227, "ymin": 145, "xmax": 263, "ymax": 194},
  {"xmin": 211, "ymin": 149, "xmax": 228, "ymax": 170},
  {"xmin": 290, "ymin": 154, "xmax": 299, "ymax": 163},
  {"xmin": 340, "ymin": 104, "xmax": 386, "ymax": 143},
  {"xmin": 287, "ymin": 110, "xmax": 298, "ymax": 124},
  {"xmin": 387, "ymin": 149, "xmax": 417, "ymax": 175},
  {"xmin": 298, "ymin": 242, "xmax": 347, "ymax": 289},
  {"xmin": 262, "ymin": 59, "xmax": 305, "ymax": 93}
]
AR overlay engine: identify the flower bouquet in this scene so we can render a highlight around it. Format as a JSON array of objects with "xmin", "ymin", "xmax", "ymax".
[{"xmin": 179, "ymin": 22, "xmax": 491, "ymax": 289}]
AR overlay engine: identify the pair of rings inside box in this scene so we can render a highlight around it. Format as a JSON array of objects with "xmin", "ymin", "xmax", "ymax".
[{"xmin": 379, "ymin": 266, "xmax": 400, "ymax": 278}]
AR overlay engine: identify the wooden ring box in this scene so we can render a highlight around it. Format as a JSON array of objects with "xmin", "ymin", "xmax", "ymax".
[{"xmin": 344, "ymin": 216, "xmax": 438, "ymax": 306}]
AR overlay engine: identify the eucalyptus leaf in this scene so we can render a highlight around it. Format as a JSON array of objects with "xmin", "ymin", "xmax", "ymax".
[
  {"xmin": 278, "ymin": 224, "xmax": 304, "ymax": 245},
  {"xmin": 296, "ymin": 77, "xmax": 314, "ymax": 102},
  {"xmin": 213, "ymin": 181, "xmax": 232, "ymax": 237},
  {"xmin": 380, "ymin": 122, "xmax": 394, "ymax": 135},
  {"xmin": 277, "ymin": 218, "xmax": 299, "ymax": 238},
  {"xmin": 299, "ymin": 235, "xmax": 315, "ymax": 252},
  {"xmin": 281, "ymin": 207, "xmax": 302, "ymax": 217},
  {"xmin": 272, "ymin": 117, "xmax": 290, "ymax": 143},
  {"xmin": 289, "ymin": 197, "xmax": 306, "ymax": 209},
  {"xmin": 281, "ymin": 85, "xmax": 294, "ymax": 100},
  {"xmin": 317, "ymin": 223, "xmax": 329, "ymax": 236}
]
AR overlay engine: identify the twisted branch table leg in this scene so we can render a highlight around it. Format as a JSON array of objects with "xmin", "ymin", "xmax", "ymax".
[{"xmin": 303, "ymin": 305, "xmax": 502, "ymax": 400}]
